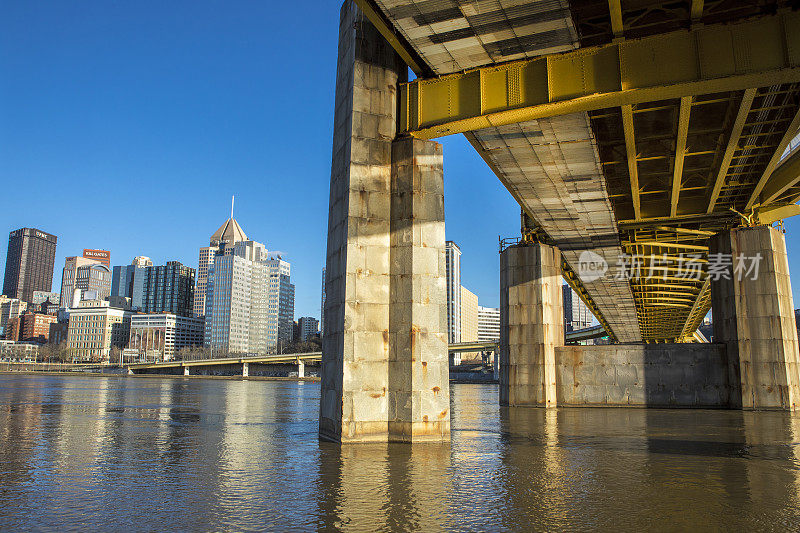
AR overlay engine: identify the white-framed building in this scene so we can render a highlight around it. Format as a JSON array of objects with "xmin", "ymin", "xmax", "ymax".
[
  {"xmin": 477, "ymin": 306, "xmax": 500, "ymax": 342},
  {"xmin": 127, "ymin": 314, "xmax": 204, "ymax": 362},
  {"xmin": 0, "ymin": 340, "xmax": 39, "ymax": 359}
]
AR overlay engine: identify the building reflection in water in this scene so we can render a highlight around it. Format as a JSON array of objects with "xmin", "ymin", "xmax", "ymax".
[{"xmin": 1, "ymin": 377, "xmax": 800, "ymax": 530}]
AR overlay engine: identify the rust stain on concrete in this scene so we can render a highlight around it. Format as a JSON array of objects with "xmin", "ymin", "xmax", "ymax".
[{"xmin": 410, "ymin": 324, "xmax": 420, "ymax": 353}]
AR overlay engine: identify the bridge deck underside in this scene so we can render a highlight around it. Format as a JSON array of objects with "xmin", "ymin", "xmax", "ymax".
[
  {"xmin": 371, "ymin": 0, "xmax": 641, "ymax": 341},
  {"xmin": 373, "ymin": 0, "xmax": 579, "ymax": 75},
  {"xmin": 366, "ymin": 0, "xmax": 800, "ymax": 341},
  {"xmin": 596, "ymin": 85, "xmax": 800, "ymax": 339},
  {"xmin": 467, "ymin": 115, "xmax": 641, "ymax": 342}
]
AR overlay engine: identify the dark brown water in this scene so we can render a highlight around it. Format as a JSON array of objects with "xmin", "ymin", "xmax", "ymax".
[{"xmin": 1, "ymin": 374, "xmax": 799, "ymax": 531}]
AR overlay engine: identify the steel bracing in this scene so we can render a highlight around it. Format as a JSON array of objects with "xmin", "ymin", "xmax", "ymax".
[{"xmin": 355, "ymin": 0, "xmax": 800, "ymax": 342}]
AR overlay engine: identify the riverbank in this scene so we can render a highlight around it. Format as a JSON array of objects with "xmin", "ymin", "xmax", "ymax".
[{"xmin": 0, "ymin": 370, "xmax": 320, "ymax": 381}]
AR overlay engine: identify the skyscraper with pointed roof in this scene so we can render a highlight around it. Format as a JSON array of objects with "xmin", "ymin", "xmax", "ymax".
[
  {"xmin": 196, "ymin": 199, "xmax": 295, "ymax": 353},
  {"xmin": 209, "ymin": 217, "xmax": 247, "ymax": 247},
  {"xmin": 194, "ymin": 199, "xmax": 248, "ymax": 318}
]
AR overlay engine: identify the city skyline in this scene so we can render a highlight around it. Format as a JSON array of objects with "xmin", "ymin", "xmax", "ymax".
[
  {"xmin": 0, "ymin": 196, "xmax": 511, "ymax": 322},
  {"xmin": 7, "ymin": 2, "xmax": 799, "ymax": 323},
  {"xmin": 0, "ymin": 1, "xmax": 519, "ymax": 322}
]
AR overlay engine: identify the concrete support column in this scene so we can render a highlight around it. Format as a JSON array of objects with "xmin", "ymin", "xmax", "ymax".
[
  {"xmin": 242, "ymin": 362, "xmax": 249, "ymax": 377},
  {"xmin": 388, "ymin": 137, "xmax": 449, "ymax": 442},
  {"xmin": 183, "ymin": 366, "xmax": 189, "ymax": 376},
  {"xmin": 500, "ymin": 243, "xmax": 564, "ymax": 407},
  {"xmin": 297, "ymin": 359, "xmax": 305, "ymax": 379},
  {"xmin": 319, "ymin": 0, "xmax": 408, "ymax": 443},
  {"xmin": 711, "ymin": 225, "xmax": 800, "ymax": 410}
]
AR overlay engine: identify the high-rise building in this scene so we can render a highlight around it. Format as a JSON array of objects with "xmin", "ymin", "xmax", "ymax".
[
  {"xmin": 563, "ymin": 285, "xmax": 592, "ymax": 332},
  {"xmin": 320, "ymin": 267, "xmax": 326, "ymax": 338},
  {"xmin": 477, "ymin": 306, "xmax": 500, "ymax": 342},
  {"xmin": 445, "ymin": 241, "xmax": 462, "ymax": 343},
  {"xmin": 205, "ymin": 240, "xmax": 269, "ymax": 355},
  {"xmin": 3, "ymin": 228, "xmax": 57, "ymax": 303},
  {"xmin": 111, "ymin": 256, "xmax": 153, "ymax": 299},
  {"xmin": 82, "ymin": 249, "xmax": 110, "ymax": 268},
  {"xmin": 131, "ymin": 261, "xmax": 195, "ymax": 317},
  {"xmin": 267, "ymin": 255, "xmax": 295, "ymax": 352},
  {"xmin": 67, "ymin": 299, "xmax": 132, "ymax": 362},
  {"xmin": 195, "ymin": 214, "xmax": 248, "ymax": 318},
  {"xmin": 59, "ymin": 257, "xmax": 111, "ymax": 308},
  {"xmin": 297, "ymin": 316, "xmax": 319, "ymax": 342}
]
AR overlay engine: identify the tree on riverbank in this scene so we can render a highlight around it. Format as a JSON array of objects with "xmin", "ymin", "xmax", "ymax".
[{"xmin": 37, "ymin": 342, "xmax": 71, "ymax": 363}]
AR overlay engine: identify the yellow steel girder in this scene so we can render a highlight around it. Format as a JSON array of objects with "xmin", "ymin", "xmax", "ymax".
[
  {"xmin": 756, "ymin": 203, "xmax": 800, "ymax": 225},
  {"xmin": 399, "ymin": 12, "xmax": 800, "ymax": 139},
  {"xmin": 706, "ymin": 89, "xmax": 756, "ymax": 212},
  {"xmin": 748, "ymin": 109, "xmax": 800, "ymax": 209},
  {"xmin": 757, "ymin": 146, "xmax": 800, "ymax": 206},
  {"xmin": 680, "ymin": 279, "xmax": 712, "ymax": 339},
  {"xmin": 622, "ymin": 105, "xmax": 641, "ymax": 220},
  {"xmin": 671, "ymin": 96, "xmax": 692, "ymax": 217}
]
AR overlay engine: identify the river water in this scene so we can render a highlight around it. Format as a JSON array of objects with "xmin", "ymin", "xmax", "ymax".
[{"xmin": 1, "ymin": 374, "xmax": 799, "ymax": 531}]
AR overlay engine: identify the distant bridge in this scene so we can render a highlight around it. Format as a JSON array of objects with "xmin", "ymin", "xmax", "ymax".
[
  {"xmin": 127, "ymin": 351, "xmax": 322, "ymax": 375},
  {"xmin": 448, "ymin": 326, "xmax": 610, "ymax": 351},
  {"xmin": 130, "ymin": 332, "xmax": 615, "ymax": 375}
]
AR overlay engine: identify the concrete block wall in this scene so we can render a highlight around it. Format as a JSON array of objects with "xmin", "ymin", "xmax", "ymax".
[
  {"xmin": 320, "ymin": 1, "xmax": 407, "ymax": 442},
  {"xmin": 388, "ymin": 137, "xmax": 449, "ymax": 441},
  {"xmin": 555, "ymin": 344, "xmax": 733, "ymax": 407},
  {"xmin": 500, "ymin": 243, "xmax": 563, "ymax": 407},
  {"xmin": 711, "ymin": 225, "xmax": 800, "ymax": 410},
  {"xmin": 320, "ymin": 3, "xmax": 449, "ymax": 442}
]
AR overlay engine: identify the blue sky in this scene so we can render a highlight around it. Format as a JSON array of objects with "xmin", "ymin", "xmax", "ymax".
[
  {"xmin": 0, "ymin": 1, "xmax": 519, "ymax": 319},
  {"xmin": 3, "ymin": 2, "xmax": 800, "ymax": 321}
]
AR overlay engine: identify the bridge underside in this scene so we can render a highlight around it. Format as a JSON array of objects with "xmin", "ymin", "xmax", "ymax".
[
  {"xmin": 320, "ymin": 1, "xmax": 800, "ymax": 441},
  {"xmin": 359, "ymin": 0, "xmax": 800, "ymax": 342}
]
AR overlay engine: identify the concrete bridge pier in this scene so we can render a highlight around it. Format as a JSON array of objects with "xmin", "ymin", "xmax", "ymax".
[
  {"xmin": 183, "ymin": 366, "xmax": 189, "ymax": 376},
  {"xmin": 296, "ymin": 359, "xmax": 305, "ymax": 379},
  {"xmin": 711, "ymin": 225, "xmax": 800, "ymax": 410},
  {"xmin": 319, "ymin": 1, "xmax": 449, "ymax": 443},
  {"xmin": 242, "ymin": 362, "xmax": 249, "ymax": 378},
  {"xmin": 499, "ymin": 242, "xmax": 564, "ymax": 407}
]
